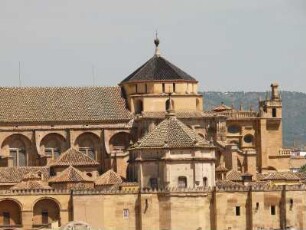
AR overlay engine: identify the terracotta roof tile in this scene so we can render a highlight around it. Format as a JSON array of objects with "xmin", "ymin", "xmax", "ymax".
[
  {"xmin": 0, "ymin": 167, "xmax": 50, "ymax": 183},
  {"xmin": 141, "ymin": 111, "xmax": 217, "ymax": 119},
  {"xmin": 95, "ymin": 170, "xmax": 123, "ymax": 186},
  {"xmin": 49, "ymin": 166, "xmax": 91, "ymax": 183},
  {"xmin": 262, "ymin": 172, "xmax": 300, "ymax": 181},
  {"xmin": 0, "ymin": 87, "xmax": 132, "ymax": 123},
  {"xmin": 212, "ymin": 103, "xmax": 233, "ymax": 112},
  {"xmin": 216, "ymin": 180, "xmax": 243, "ymax": 187},
  {"xmin": 134, "ymin": 114, "xmax": 211, "ymax": 149},
  {"xmin": 226, "ymin": 170, "xmax": 243, "ymax": 181},
  {"xmin": 11, "ymin": 180, "xmax": 52, "ymax": 190},
  {"xmin": 50, "ymin": 148, "xmax": 99, "ymax": 167}
]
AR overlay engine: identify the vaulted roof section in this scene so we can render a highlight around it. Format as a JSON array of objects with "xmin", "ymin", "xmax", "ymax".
[
  {"xmin": 0, "ymin": 86, "xmax": 132, "ymax": 123},
  {"xmin": 50, "ymin": 148, "xmax": 99, "ymax": 167},
  {"xmin": 120, "ymin": 55, "xmax": 197, "ymax": 84},
  {"xmin": 133, "ymin": 114, "xmax": 211, "ymax": 149}
]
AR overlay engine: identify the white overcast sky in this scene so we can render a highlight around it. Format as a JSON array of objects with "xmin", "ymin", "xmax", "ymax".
[{"xmin": 0, "ymin": 0, "xmax": 305, "ymax": 92}]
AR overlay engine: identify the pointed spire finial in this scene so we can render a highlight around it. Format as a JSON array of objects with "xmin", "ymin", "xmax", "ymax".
[{"xmin": 154, "ymin": 31, "xmax": 161, "ymax": 57}]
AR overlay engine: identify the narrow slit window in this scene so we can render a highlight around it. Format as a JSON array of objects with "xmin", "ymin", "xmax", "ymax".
[
  {"xmin": 235, "ymin": 206, "xmax": 240, "ymax": 216},
  {"xmin": 271, "ymin": 205, "xmax": 276, "ymax": 215}
]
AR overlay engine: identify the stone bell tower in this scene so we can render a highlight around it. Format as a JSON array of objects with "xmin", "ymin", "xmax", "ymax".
[{"xmin": 258, "ymin": 83, "xmax": 287, "ymax": 172}]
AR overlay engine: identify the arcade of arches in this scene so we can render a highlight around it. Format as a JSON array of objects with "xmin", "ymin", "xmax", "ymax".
[
  {"xmin": 0, "ymin": 197, "xmax": 64, "ymax": 229},
  {"xmin": 0, "ymin": 131, "xmax": 132, "ymax": 170}
]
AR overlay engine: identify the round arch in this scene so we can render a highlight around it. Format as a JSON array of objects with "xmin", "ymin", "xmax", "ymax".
[
  {"xmin": 1, "ymin": 134, "xmax": 34, "ymax": 166},
  {"xmin": 266, "ymin": 166, "xmax": 277, "ymax": 172},
  {"xmin": 109, "ymin": 132, "xmax": 132, "ymax": 152},
  {"xmin": 40, "ymin": 133, "xmax": 68, "ymax": 159},
  {"xmin": 32, "ymin": 198, "xmax": 61, "ymax": 227},
  {"xmin": 74, "ymin": 132, "xmax": 101, "ymax": 160},
  {"xmin": 0, "ymin": 199, "xmax": 22, "ymax": 226}
]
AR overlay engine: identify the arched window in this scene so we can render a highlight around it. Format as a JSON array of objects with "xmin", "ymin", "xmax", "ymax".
[
  {"xmin": 165, "ymin": 99, "xmax": 174, "ymax": 111},
  {"xmin": 109, "ymin": 132, "xmax": 132, "ymax": 152},
  {"xmin": 75, "ymin": 133, "xmax": 100, "ymax": 160},
  {"xmin": 203, "ymin": 177, "xmax": 208, "ymax": 187},
  {"xmin": 40, "ymin": 133, "xmax": 67, "ymax": 160},
  {"xmin": 135, "ymin": 100, "xmax": 143, "ymax": 114},
  {"xmin": 1, "ymin": 134, "xmax": 35, "ymax": 167}
]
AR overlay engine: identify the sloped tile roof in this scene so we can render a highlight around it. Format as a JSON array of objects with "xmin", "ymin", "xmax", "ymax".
[
  {"xmin": 95, "ymin": 169, "xmax": 123, "ymax": 186},
  {"xmin": 141, "ymin": 111, "xmax": 217, "ymax": 119},
  {"xmin": 0, "ymin": 167, "xmax": 50, "ymax": 183},
  {"xmin": 134, "ymin": 114, "xmax": 211, "ymax": 149},
  {"xmin": 262, "ymin": 172, "xmax": 300, "ymax": 181},
  {"xmin": 212, "ymin": 103, "xmax": 233, "ymax": 112},
  {"xmin": 226, "ymin": 170, "xmax": 243, "ymax": 181},
  {"xmin": 120, "ymin": 55, "xmax": 197, "ymax": 84},
  {"xmin": 50, "ymin": 148, "xmax": 99, "ymax": 167},
  {"xmin": 0, "ymin": 86, "xmax": 132, "ymax": 123},
  {"xmin": 215, "ymin": 165, "xmax": 229, "ymax": 172},
  {"xmin": 216, "ymin": 180, "xmax": 244, "ymax": 187},
  {"xmin": 23, "ymin": 172, "xmax": 41, "ymax": 180},
  {"xmin": 10, "ymin": 180, "xmax": 52, "ymax": 190},
  {"xmin": 49, "ymin": 166, "xmax": 91, "ymax": 183}
]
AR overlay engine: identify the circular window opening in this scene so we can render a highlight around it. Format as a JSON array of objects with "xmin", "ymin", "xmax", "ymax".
[
  {"xmin": 86, "ymin": 172, "xmax": 93, "ymax": 177},
  {"xmin": 244, "ymin": 134, "xmax": 254, "ymax": 143},
  {"xmin": 228, "ymin": 125, "xmax": 240, "ymax": 133}
]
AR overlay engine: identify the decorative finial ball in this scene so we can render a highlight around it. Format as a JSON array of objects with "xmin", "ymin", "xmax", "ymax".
[{"xmin": 154, "ymin": 37, "xmax": 160, "ymax": 47}]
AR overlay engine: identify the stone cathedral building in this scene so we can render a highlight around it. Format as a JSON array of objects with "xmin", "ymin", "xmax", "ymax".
[{"xmin": 0, "ymin": 38, "xmax": 306, "ymax": 230}]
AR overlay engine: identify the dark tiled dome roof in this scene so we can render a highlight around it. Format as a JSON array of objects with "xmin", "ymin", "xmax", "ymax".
[{"xmin": 120, "ymin": 55, "xmax": 197, "ymax": 84}]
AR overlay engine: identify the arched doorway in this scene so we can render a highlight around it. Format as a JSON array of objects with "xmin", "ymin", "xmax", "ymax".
[
  {"xmin": 33, "ymin": 198, "xmax": 60, "ymax": 228},
  {"xmin": 0, "ymin": 199, "xmax": 22, "ymax": 227},
  {"xmin": 40, "ymin": 133, "xmax": 68, "ymax": 160}
]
